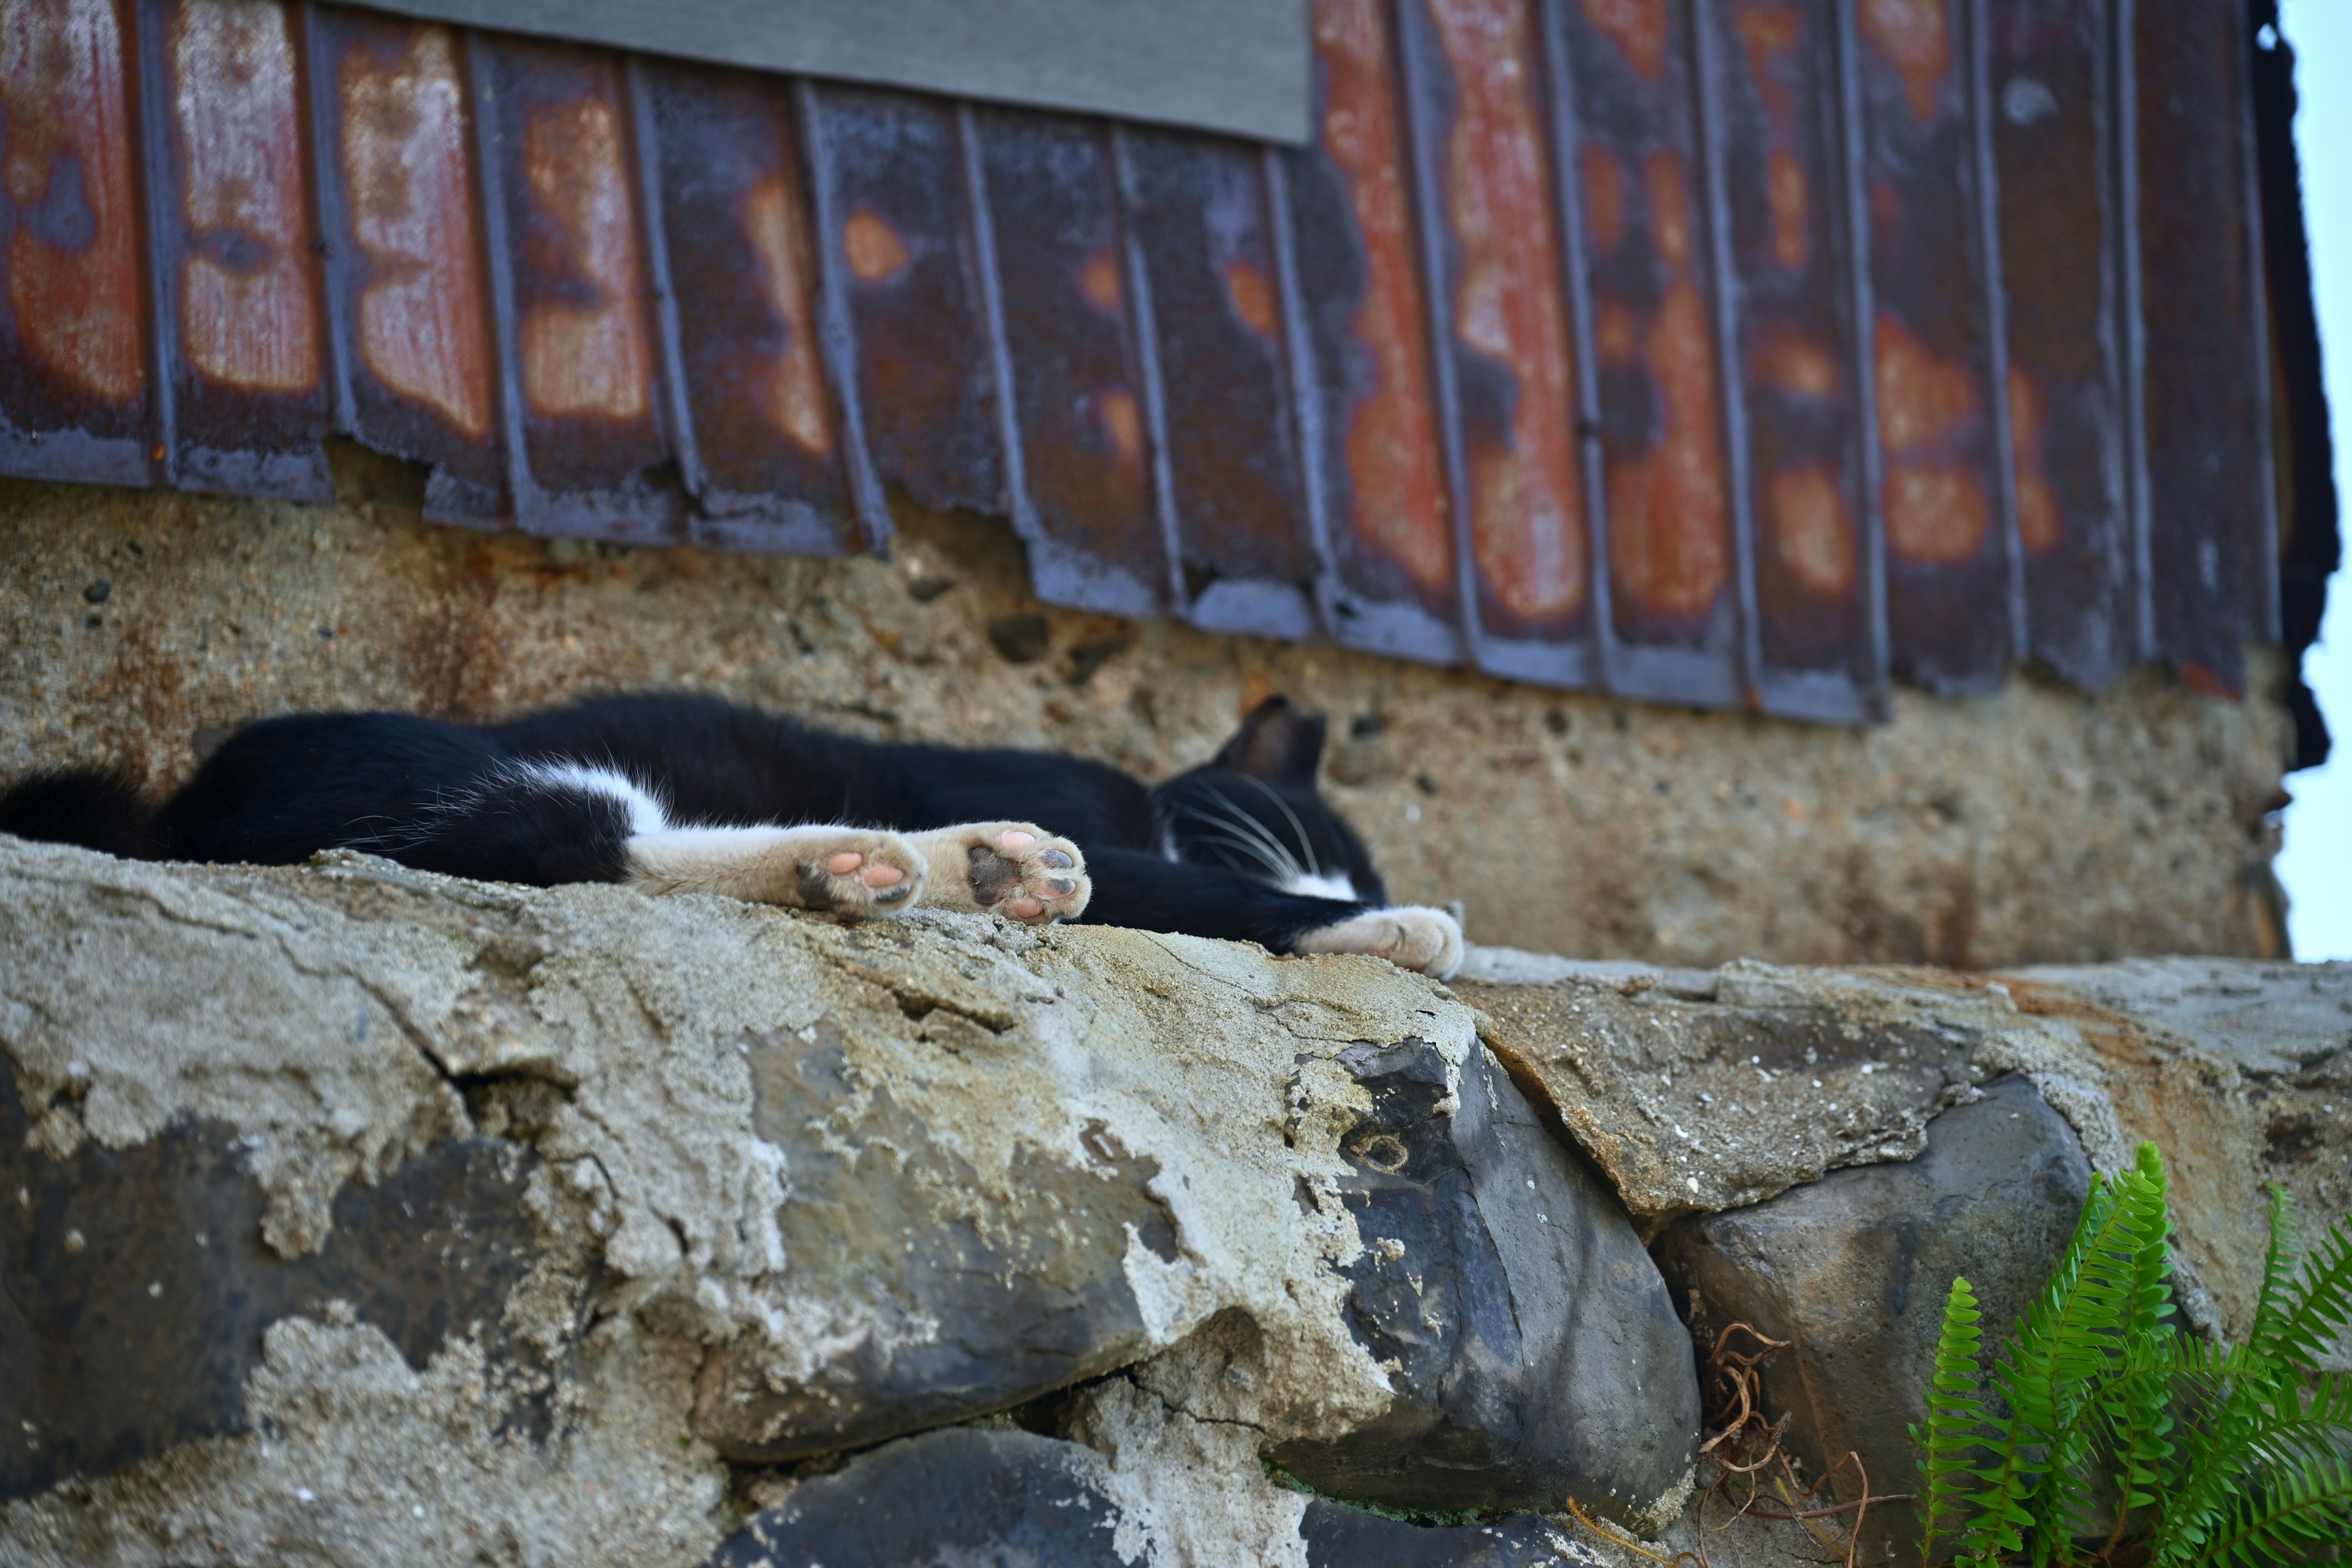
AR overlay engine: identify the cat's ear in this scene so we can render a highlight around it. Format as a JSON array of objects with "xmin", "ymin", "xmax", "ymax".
[{"xmin": 1213, "ymin": 696, "xmax": 1327, "ymax": 785}]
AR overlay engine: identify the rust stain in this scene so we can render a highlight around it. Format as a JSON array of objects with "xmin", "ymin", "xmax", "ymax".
[
  {"xmin": 842, "ymin": 204, "xmax": 910, "ymax": 284},
  {"xmin": 1314, "ymin": 0, "xmax": 1449, "ymax": 595},
  {"xmin": 1581, "ymin": 145, "xmax": 1626, "ymax": 260},
  {"xmin": 1222, "ymin": 256, "xmax": 1277, "ymax": 339},
  {"xmin": 1, "ymin": 0, "xmax": 143, "ymax": 404},
  {"xmin": 1097, "ymin": 386, "xmax": 1143, "ymax": 468},
  {"xmin": 1860, "ymin": 0, "xmax": 1950, "ymax": 124},
  {"xmin": 1754, "ymin": 326, "xmax": 1838, "ymax": 398},
  {"xmin": 1580, "ymin": 0, "xmax": 1667, "ymax": 80},
  {"xmin": 340, "ymin": 25, "xmax": 489, "ymax": 439},
  {"xmin": 1766, "ymin": 148, "xmax": 1807, "ymax": 272},
  {"xmin": 1736, "ymin": 4, "xmax": 1804, "ymax": 131},
  {"xmin": 1596, "ymin": 299, "xmax": 1639, "ymax": 366},
  {"xmin": 1435, "ymin": 0, "xmax": 1583, "ymax": 621},
  {"xmin": 1078, "ymin": 246, "xmax": 1122, "ymax": 315},
  {"xmin": 742, "ymin": 172, "xmax": 832, "ymax": 458},
  {"xmin": 1610, "ymin": 272, "xmax": 1728, "ymax": 619},
  {"xmin": 1885, "ymin": 461, "xmax": 1988, "ymax": 564},
  {"xmin": 1769, "ymin": 463, "xmax": 1855, "ymax": 598},
  {"xmin": 519, "ymin": 95, "xmax": 650, "ymax": 421},
  {"xmin": 1875, "ymin": 312, "xmax": 1987, "ymax": 564},
  {"xmin": 173, "ymin": 0, "xmax": 318, "ymax": 394},
  {"xmin": 1874, "ymin": 312, "xmax": 1973, "ymax": 450},
  {"xmin": 1646, "ymin": 149, "xmax": 1690, "ymax": 269},
  {"xmin": 2008, "ymin": 363, "xmax": 2058, "ymax": 555}
]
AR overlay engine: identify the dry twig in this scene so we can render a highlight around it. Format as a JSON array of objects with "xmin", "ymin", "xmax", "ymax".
[{"xmin": 1567, "ymin": 1321, "xmax": 1913, "ymax": 1568}]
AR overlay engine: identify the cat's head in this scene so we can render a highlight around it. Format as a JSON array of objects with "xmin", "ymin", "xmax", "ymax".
[{"xmin": 1151, "ymin": 697, "xmax": 1387, "ymax": 905}]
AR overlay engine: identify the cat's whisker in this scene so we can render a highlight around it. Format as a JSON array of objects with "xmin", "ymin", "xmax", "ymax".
[
  {"xmin": 1194, "ymin": 785, "xmax": 1305, "ymax": 881},
  {"xmin": 1234, "ymin": 772, "xmax": 1322, "ymax": 879}
]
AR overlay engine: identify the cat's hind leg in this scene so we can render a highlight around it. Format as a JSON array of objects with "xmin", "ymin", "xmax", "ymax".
[
  {"xmin": 625, "ymin": 823, "xmax": 926, "ymax": 915},
  {"xmin": 902, "ymin": 823, "xmax": 1090, "ymax": 924}
]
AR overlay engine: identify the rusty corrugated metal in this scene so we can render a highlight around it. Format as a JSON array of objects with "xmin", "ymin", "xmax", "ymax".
[
  {"xmin": 0, "ymin": 0, "xmax": 151, "ymax": 489},
  {"xmin": 140, "ymin": 0, "xmax": 333, "ymax": 502},
  {"xmin": 1556, "ymin": 0, "xmax": 1740, "ymax": 706},
  {"xmin": 0, "ymin": 0, "xmax": 2293, "ymax": 722},
  {"xmin": 307, "ymin": 6, "xmax": 503, "ymax": 524},
  {"xmin": 1711, "ymin": 0, "xmax": 1885, "ymax": 722},
  {"xmin": 1121, "ymin": 129, "xmax": 1321, "ymax": 640},
  {"xmin": 1854, "ymin": 0, "xmax": 2019, "ymax": 695},
  {"xmin": 2131, "ymin": 0, "xmax": 2274, "ymax": 696},
  {"xmin": 1989, "ymin": 0, "xmax": 2132, "ymax": 690}
]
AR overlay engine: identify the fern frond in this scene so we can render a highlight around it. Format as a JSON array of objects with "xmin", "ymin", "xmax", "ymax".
[
  {"xmin": 2275, "ymin": 1209, "xmax": 2352, "ymax": 1373},
  {"xmin": 1915, "ymin": 1275, "xmax": 1989, "ymax": 1567},
  {"xmin": 2247, "ymin": 1183, "xmax": 2304, "ymax": 1370},
  {"xmin": 2191, "ymin": 1449, "xmax": 2352, "ymax": 1568},
  {"xmin": 1968, "ymin": 1164, "xmax": 2171, "ymax": 1565}
]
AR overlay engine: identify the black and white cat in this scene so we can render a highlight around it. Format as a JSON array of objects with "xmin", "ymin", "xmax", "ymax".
[{"xmin": 0, "ymin": 694, "xmax": 1463, "ymax": 977}]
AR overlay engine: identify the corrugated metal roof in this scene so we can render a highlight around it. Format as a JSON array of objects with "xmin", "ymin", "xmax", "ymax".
[{"xmin": 0, "ymin": 0, "xmax": 2283, "ymax": 715}]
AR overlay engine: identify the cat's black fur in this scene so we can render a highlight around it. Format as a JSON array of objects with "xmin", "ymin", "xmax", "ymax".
[{"xmin": 0, "ymin": 693, "xmax": 1447, "ymax": 964}]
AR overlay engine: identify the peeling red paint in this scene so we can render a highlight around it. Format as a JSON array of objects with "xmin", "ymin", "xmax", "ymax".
[
  {"xmin": 519, "ymin": 94, "xmax": 649, "ymax": 421},
  {"xmin": 1860, "ymin": 0, "xmax": 1952, "ymax": 124},
  {"xmin": 172, "ymin": 0, "xmax": 317, "ymax": 394},
  {"xmin": 1433, "ymin": 0, "xmax": 1583, "ymax": 624},
  {"xmin": 1315, "ymin": 0, "xmax": 1450, "ymax": 599},
  {"xmin": 1, "ymin": 0, "xmax": 143, "ymax": 405},
  {"xmin": 339, "ymin": 24, "xmax": 489, "ymax": 440}
]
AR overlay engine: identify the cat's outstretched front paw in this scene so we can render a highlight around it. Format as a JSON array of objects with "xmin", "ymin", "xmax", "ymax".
[
  {"xmin": 1292, "ymin": 906, "xmax": 1464, "ymax": 979},
  {"xmin": 795, "ymin": 832, "xmax": 928, "ymax": 916},
  {"xmin": 908, "ymin": 822, "xmax": 1090, "ymax": 924},
  {"xmin": 624, "ymin": 825, "xmax": 927, "ymax": 916}
]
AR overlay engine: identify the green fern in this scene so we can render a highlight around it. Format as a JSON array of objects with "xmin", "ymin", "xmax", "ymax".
[{"xmin": 1917, "ymin": 1147, "xmax": 2352, "ymax": 1566}]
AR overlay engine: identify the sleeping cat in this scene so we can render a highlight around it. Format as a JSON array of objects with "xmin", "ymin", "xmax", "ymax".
[{"xmin": 0, "ymin": 694, "xmax": 1464, "ymax": 978}]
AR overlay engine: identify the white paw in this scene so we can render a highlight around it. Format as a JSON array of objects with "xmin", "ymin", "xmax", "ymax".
[
  {"xmin": 908, "ymin": 821, "xmax": 1091, "ymax": 924},
  {"xmin": 1292, "ymin": 906, "xmax": 1464, "ymax": 979},
  {"xmin": 794, "ymin": 831, "xmax": 927, "ymax": 916}
]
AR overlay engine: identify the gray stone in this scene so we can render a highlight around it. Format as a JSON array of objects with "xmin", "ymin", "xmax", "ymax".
[
  {"xmin": 1268, "ymin": 1038, "xmax": 1700, "ymax": 1523},
  {"xmin": 0, "ymin": 1089, "xmax": 550, "ymax": 1501},
  {"xmin": 1651, "ymin": 1075, "xmax": 2095, "ymax": 1566},
  {"xmin": 709, "ymin": 1427, "xmax": 1132, "ymax": 1567},
  {"xmin": 1298, "ymin": 1498, "xmax": 1601, "ymax": 1567}
]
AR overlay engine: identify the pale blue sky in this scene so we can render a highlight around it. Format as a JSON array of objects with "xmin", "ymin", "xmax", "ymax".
[{"xmin": 2278, "ymin": 1, "xmax": 2350, "ymax": 960}]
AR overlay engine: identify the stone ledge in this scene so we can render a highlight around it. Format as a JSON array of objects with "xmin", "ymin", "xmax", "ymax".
[{"xmin": 2, "ymin": 837, "xmax": 2344, "ymax": 1567}]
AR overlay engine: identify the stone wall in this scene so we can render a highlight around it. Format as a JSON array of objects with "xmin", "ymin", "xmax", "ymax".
[
  {"xmin": 2, "ymin": 839, "xmax": 2345, "ymax": 1567},
  {"xmin": 0, "ymin": 448, "xmax": 2297, "ymax": 968}
]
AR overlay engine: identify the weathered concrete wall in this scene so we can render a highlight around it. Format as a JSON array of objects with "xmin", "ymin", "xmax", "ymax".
[{"xmin": 0, "ymin": 449, "xmax": 2295, "ymax": 967}]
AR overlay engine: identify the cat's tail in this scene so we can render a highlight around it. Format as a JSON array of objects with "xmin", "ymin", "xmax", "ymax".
[{"xmin": 0, "ymin": 766, "xmax": 160, "ymax": 859}]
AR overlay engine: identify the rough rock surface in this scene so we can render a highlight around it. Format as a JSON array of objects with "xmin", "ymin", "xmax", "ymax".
[
  {"xmin": 0, "ymin": 835, "xmax": 1698, "ymax": 1561},
  {"xmin": 1267, "ymin": 1038, "xmax": 1698, "ymax": 1519},
  {"xmin": 0, "ymin": 453, "xmax": 2294, "ymax": 969},
  {"xmin": 1457, "ymin": 948, "xmax": 2352, "ymax": 1349},
  {"xmin": 1651, "ymin": 1076, "xmax": 2095, "ymax": 1564},
  {"xmin": 709, "ymin": 1422, "xmax": 1600, "ymax": 1567}
]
